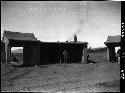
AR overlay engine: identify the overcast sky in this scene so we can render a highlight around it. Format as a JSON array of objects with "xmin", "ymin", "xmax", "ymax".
[{"xmin": 1, "ymin": 1, "xmax": 121, "ymax": 48}]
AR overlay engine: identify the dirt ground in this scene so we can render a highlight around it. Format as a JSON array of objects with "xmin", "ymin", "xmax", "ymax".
[{"xmin": 1, "ymin": 62, "xmax": 120, "ymax": 92}]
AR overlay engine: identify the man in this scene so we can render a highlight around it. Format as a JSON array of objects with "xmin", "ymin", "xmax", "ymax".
[{"xmin": 63, "ymin": 49, "xmax": 68, "ymax": 64}]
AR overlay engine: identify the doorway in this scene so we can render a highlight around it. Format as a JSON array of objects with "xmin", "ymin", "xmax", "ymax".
[
  {"xmin": 115, "ymin": 46, "xmax": 120, "ymax": 62},
  {"xmin": 11, "ymin": 47, "xmax": 23, "ymax": 66}
]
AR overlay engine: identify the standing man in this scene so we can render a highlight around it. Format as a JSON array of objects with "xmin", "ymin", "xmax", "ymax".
[{"xmin": 63, "ymin": 49, "xmax": 68, "ymax": 65}]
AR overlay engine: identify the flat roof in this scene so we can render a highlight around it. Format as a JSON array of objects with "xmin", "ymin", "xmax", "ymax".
[{"xmin": 40, "ymin": 41, "xmax": 88, "ymax": 44}]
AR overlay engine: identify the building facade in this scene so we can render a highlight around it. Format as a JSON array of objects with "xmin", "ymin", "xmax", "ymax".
[{"xmin": 2, "ymin": 31, "xmax": 88, "ymax": 66}]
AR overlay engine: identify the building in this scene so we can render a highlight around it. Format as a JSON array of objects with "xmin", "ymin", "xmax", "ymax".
[
  {"xmin": 2, "ymin": 30, "xmax": 41, "ymax": 66},
  {"xmin": 39, "ymin": 40, "xmax": 88, "ymax": 65},
  {"xmin": 2, "ymin": 30, "xmax": 88, "ymax": 66},
  {"xmin": 104, "ymin": 35, "xmax": 121, "ymax": 62}
]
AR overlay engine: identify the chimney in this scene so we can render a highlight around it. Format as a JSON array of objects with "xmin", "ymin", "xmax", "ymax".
[{"xmin": 74, "ymin": 35, "xmax": 77, "ymax": 42}]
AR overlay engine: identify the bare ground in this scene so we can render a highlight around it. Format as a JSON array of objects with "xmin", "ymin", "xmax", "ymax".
[{"xmin": 1, "ymin": 62, "xmax": 120, "ymax": 92}]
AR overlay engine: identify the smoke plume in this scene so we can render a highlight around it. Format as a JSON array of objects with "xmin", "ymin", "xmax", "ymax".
[{"xmin": 66, "ymin": 2, "xmax": 88, "ymax": 41}]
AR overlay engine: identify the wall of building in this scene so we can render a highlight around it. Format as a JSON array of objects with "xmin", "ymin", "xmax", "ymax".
[
  {"xmin": 1, "ymin": 42, "xmax": 6, "ymax": 62},
  {"xmin": 40, "ymin": 43, "xmax": 86, "ymax": 65},
  {"xmin": 2, "ymin": 40, "xmax": 87, "ymax": 66},
  {"xmin": 107, "ymin": 46, "xmax": 117, "ymax": 62},
  {"xmin": 23, "ymin": 45, "xmax": 40, "ymax": 66}
]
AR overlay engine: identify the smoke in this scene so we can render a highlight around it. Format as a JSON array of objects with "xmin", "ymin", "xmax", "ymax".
[
  {"xmin": 66, "ymin": 21, "xmax": 84, "ymax": 41},
  {"xmin": 75, "ymin": 19, "xmax": 84, "ymax": 35},
  {"xmin": 66, "ymin": 1, "xmax": 88, "ymax": 41},
  {"xmin": 66, "ymin": 19, "xmax": 84, "ymax": 41},
  {"xmin": 66, "ymin": 18, "xmax": 85, "ymax": 41}
]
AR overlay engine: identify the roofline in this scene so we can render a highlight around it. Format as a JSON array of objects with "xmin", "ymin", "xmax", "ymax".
[
  {"xmin": 5, "ymin": 38, "xmax": 88, "ymax": 45},
  {"xmin": 40, "ymin": 41, "xmax": 88, "ymax": 44},
  {"xmin": 3, "ymin": 31, "xmax": 88, "ymax": 45},
  {"xmin": 4, "ymin": 30, "xmax": 34, "ymax": 35},
  {"xmin": 9, "ymin": 39, "xmax": 41, "ymax": 42},
  {"xmin": 104, "ymin": 42, "xmax": 120, "ymax": 44},
  {"xmin": 9, "ymin": 39, "xmax": 88, "ymax": 44},
  {"xmin": 107, "ymin": 35, "xmax": 121, "ymax": 37}
]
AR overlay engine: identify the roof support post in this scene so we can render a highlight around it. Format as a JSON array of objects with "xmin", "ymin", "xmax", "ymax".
[
  {"xmin": 5, "ymin": 43, "xmax": 11, "ymax": 64},
  {"xmin": 5, "ymin": 43, "xmax": 7, "ymax": 63},
  {"xmin": 107, "ymin": 47, "xmax": 110, "ymax": 62},
  {"xmin": 81, "ymin": 45, "xmax": 87, "ymax": 64}
]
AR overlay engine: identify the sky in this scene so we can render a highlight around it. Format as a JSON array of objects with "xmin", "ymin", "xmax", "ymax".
[{"xmin": 1, "ymin": 1, "xmax": 121, "ymax": 49}]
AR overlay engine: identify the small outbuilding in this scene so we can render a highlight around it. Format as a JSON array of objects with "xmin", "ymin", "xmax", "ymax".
[
  {"xmin": 104, "ymin": 35, "xmax": 121, "ymax": 62},
  {"xmin": 2, "ymin": 30, "xmax": 41, "ymax": 66}
]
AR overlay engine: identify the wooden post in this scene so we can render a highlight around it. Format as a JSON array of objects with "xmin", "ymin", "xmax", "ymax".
[
  {"xmin": 82, "ymin": 46, "xmax": 87, "ymax": 64},
  {"xmin": 5, "ymin": 43, "xmax": 8, "ymax": 64},
  {"xmin": 107, "ymin": 47, "xmax": 110, "ymax": 62},
  {"xmin": 5, "ymin": 43, "xmax": 11, "ymax": 64},
  {"xmin": 7, "ymin": 44, "xmax": 11, "ymax": 64}
]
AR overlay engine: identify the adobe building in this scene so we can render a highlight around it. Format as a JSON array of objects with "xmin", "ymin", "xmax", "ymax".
[
  {"xmin": 104, "ymin": 35, "xmax": 121, "ymax": 62},
  {"xmin": 2, "ymin": 30, "xmax": 41, "ymax": 66},
  {"xmin": 2, "ymin": 31, "xmax": 88, "ymax": 66},
  {"xmin": 39, "ymin": 39, "xmax": 88, "ymax": 65}
]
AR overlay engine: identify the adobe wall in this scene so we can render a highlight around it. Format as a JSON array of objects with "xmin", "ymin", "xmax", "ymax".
[
  {"xmin": 2, "ymin": 40, "xmax": 87, "ymax": 66},
  {"xmin": 1, "ymin": 42, "xmax": 6, "ymax": 62},
  {"xmin": 40, "ymin": 43, "xmax": 86, "ymax": 64},
  {"xmin": 107, "ymin": 46, "xmax": 117, "ymax": 62},
  {"xmin": 23, "ymin": 45, "xmax": 40, "ymax": 66}
]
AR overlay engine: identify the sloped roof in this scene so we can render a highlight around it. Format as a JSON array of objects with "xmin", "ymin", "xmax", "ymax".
[
  {"xmin": 3, "ymin": 31, "xmax": 37, "ymax": 41},
  {"xmin": 105, "ymin": 35, "xmax": 121, "ymax": 43}
]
